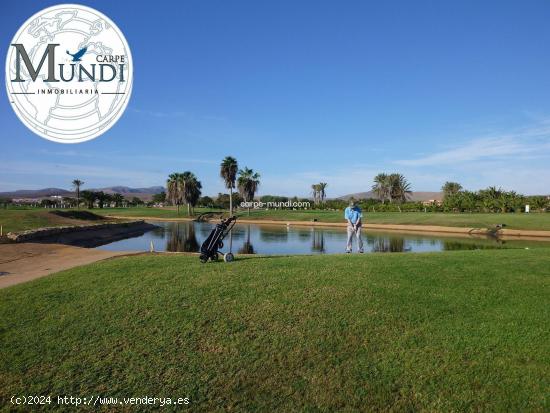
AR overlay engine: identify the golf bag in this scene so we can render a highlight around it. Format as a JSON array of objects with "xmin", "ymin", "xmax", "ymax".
[{"xmin": 199, "ymin": 216, "xmax": 237, "ymax": 263}]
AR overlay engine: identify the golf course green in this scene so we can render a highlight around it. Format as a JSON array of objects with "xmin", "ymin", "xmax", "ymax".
[
  {"xmin": 98, "ymin": 207, "xmax": 550, "ymax": 231},
  {"xmin": 2, "ymin": 207, "xmax": 550, "ymax": 234},
  {"xmin": 1, "ymin": 249, "xmax": 548, "ymax": 411}
]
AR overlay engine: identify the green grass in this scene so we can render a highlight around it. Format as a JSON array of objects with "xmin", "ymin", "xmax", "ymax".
[
  {"xmin": 0, "ymin": 209, "xmax": 112, "ymax": 234},
  {"xmin": 2, "ymin": 207, "xmax": 549, "ymax": 233},
  {"xmin": 0, "ymin": 209, "xmax": 55, "ymax": 233},
  {"xmin": 94, "ymin": 206, "xmax": 222, "ymax": 219},
  {"xmin": 1, "ymin": 250, "xmax": 549, "ymax": 411},
  {"xmin": 95, "ymin": 207, "xmax": 550, "ymax": 231}
]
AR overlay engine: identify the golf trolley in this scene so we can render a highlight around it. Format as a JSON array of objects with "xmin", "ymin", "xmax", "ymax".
[{"xmin": 199, "ymin": 216, "xmax": 237, "ymax": 263}]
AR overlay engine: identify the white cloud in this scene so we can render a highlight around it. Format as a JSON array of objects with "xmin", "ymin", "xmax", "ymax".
[
  {"xmin": 391, "ymin": 119, "xmax": 550, "ymax": 194},
  {"xmin": 395, "ymin": 120, "xmax": 550, "ymax": 166},
  {"xmin": 454, "ymin": 162, "xmax": 550, "ymax": 195}
]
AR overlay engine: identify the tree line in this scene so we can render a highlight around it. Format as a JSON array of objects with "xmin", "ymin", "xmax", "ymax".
[
  {"xmin": 166, "ymin": 156, "xmax": 261, "ymax": 215},
  {"xmin": 4, "ymin": 170, "xmax": 547, "ymax": 214},
  {"xmin": 311, "ymin": 183, "xmax": 328, "ymax": 206},
  {"xmin": 441, "ymin": 182, "xmax": 548, "ymax": 213},
  {"xmin": 310, "ymin": 173, "xmax": 413, "ymax": 207}
]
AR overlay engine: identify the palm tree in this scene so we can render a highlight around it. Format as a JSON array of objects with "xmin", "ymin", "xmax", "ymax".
[
  {"xmin": 188, "ymin": 177, "xmax": 202, "ymax": 216},
  {"xmin": 528, "ymin": 196, "xmax": 548, "ymax": 212},
  {"xmin": 237, "ymin": 167, "xmax": 261, "ymax": 216},
  {"xmin": 318, "ymin": 182, "xmax": 328, "ymax": 203},
  {"xmin": 182, "ymin": 171, "xmax": 202, "ymax": 216},
  {"xmin": 80, "ymin": 190, "xmax": 95, "ymax": 209},
  {"xmin": 372, "ymin": 173, "xmax": 390, "ymax": 203},
  {"xmin": 220, "ymin": 156, "xmax": 238, "ymax": 216},
  {"xmin": 442, "ymin": 181, "xmax": 463, "ymax": 199},
  {"xmin": 167, "ymin": 173, "xmax": 184, "ymax": 214},
  {"xmin": 479, "ymin": 186, "xmax": 502, "ymax": 212},
  {"xmin": 311, "ymin": 184, "xmax": 319, "ymax": 205},
  {"xmin": 95, "ymin": 191, "xmax": 110, "ymax": 209},
  {"xmin": 72, "ymin": 179, "xmax": 84, "ymax": 209},
  {"xmin": 388, "ymin": 173, "xmax": 412, "ymax": 207},
  {"xmin": 112, "ymin": 193, "xmax": 124, "ymax": 207}
]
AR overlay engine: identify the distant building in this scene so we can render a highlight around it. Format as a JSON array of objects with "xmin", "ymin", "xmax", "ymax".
[
  {"xmin": 422, "ymin": 199, "xmax": 442, "ymax": 206},
  {"xmin": 12, "ymin": 198, "xmax": 39, "ymax": 205}
]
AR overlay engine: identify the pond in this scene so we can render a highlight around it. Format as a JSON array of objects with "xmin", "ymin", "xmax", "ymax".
[{"xmin": 95, "ymin": 221, "xmax": 547, "ymax": 254}]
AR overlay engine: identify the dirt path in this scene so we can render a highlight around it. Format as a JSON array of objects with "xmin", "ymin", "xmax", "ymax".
[{"xmin": 0, "ymin": 243, "xmax": 136, "ymax": 289}]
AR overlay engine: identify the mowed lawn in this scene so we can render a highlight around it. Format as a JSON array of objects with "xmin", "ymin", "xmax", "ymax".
[
  {"xmin": 2, "ymin": 208, "xmax": 550, "ymax": 233},
  {"xmin": 1, "ymin": 250, "xmax": 549, "ymax": 411},
  {"xmin": 95, "ymin": 207, "xmax": 550, "ymax": 231},
  {"xmin": 0, "ymin": 209, "xmax": 113, "ymax": 234},
  {"xmin": 0, "ymin": 209, "xmax": 70, "ymax": 234}
]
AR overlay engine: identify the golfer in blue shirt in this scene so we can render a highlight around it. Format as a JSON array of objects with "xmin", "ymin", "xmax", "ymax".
[{"xmin": 344, "ymin": 200, "xmax": 364, "ymax": 253}]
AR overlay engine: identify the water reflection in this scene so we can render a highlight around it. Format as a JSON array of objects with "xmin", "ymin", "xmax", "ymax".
[
  {"xmin": 96, "ymin": 220, "xmax": 547, "ymax": 255},
  {"xmin": 166, "ymin": 221, "xmax": 200, "ymax": 252},
  {"xmin": 371, "ymin": 237, "xmax": 409, "ymax": 253},
  {"xmin": 238, "ymin": 225, "xmax": 255, "ymax": 254},
  {"xmin": 259, "ymin": 227, "xmax": 289, "ymax": 242},
  {"xmin": 311, "ymin": 230, "xmax": 326, "ymax": 253}
]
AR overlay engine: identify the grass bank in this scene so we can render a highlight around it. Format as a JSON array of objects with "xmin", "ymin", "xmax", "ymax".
[
  {"xmin": 1, "ymin": 250, "xmax": 548, "ymax": 411},
  {"xmin": 0, "ymin": 209, "xmax": 115, "ymax": 234},
  {"xmin": 94, "ymin": 207, "xmax": 550, "ymax": 231}
]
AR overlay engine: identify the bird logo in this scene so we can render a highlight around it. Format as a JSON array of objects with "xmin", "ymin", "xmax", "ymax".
[{"xmin": 66, "ymin": 46, "xmax": 87, "ymax": 62}]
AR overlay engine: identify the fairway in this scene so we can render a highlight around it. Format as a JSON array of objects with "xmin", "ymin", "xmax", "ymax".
[
  {"xmin": 94, "ymin": 207, "xmax": 550, "ymax": 231},
  {"xmin": 2, "ymin": 208, "xmax": 550, "ymax": 235},
  {"xmin": 1, "ymin": 250, "xmax": 548, "ymax": 411}
]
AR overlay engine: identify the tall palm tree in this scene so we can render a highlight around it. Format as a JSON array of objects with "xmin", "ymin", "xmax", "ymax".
[
  {"xmin": 372, "ymin": 173, "xmax": 390, "ymax": 204},
  {"xmin": 220, "ymin": 156, "xmax": 238, "ymax": 216},
  {"xmin": 188, "ymin": 177, "xmax": 202, "ymax": 216},
  {"xmin": 72, "ymin": 179, "xmax": 84, "ymax": 209},
  {"xmin": 311, "ymin": 184, "xmax": 319, "ymax": 205},
  {"xmin": 182, "ymin": 171, "xmax": 202, "ymax": 216},
  {"xmin": 318, "ymin": 182, "xmax": 328, "ymax": 203},
  {"xmin": 167, "ymin": 172, "xmax": 184, "ymax": 214},
  {"xmin": 388, "ymin": 173, "xmax": 412, "ymax": 207},
  {"xmin": 237, "ymin": 167, "xmax": 261, "ymax": 216}
]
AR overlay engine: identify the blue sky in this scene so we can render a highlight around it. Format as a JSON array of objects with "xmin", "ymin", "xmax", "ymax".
[{"xmin": 2, "ymin": 0, "xmax": 550, "ymax": 196}]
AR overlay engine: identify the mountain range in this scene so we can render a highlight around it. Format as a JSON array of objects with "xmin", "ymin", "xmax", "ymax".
[
  {"xmin": 0, "ymin": 186, "xmax": 165, "ymax": 201},
  {"xmin": 1, "ymin": 187, "xmax": 444, "ymax": 202}
]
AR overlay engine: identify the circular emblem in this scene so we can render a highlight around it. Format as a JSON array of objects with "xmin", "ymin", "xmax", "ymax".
[{"xmin": 5, "ymin": 4, "xmax": 132, "ymax": 143}]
